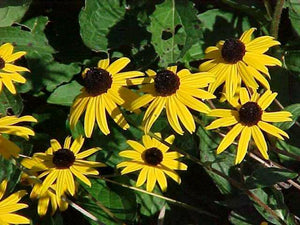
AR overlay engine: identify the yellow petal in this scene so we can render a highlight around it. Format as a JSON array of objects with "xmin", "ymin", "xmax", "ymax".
[
  {"xmin": 235, "ymin": 126, "xmax": 251, "ymax": 164},
  {"xmin": 257, "ymin": 121, "xmax": 289, "ymax": 140},
  {"xmin": 251, "ymin": 126, "xmax": 269, "ymax": 160},
  {"xmin": 146, "ymin": 167, "xmax": 156, "ymax": 192},
  {"xmin": 97, "ymin": 58, "xmax": 110, "ymax": 70},
  {"xmin": 107, "ymin": 57, "xmax": 130, "ymax": 75},
  {"xmin": 136, "ymin": 167, "xmax": 148, "ymax": 187},
  {"xmin": 84, "ymin": 97, "xmax": 96, "ymax": 137},
  {"xmin": 216, "ymin": 123, "xmax": 244, "ymax": 154},
  {"xmin": 262, "ymin": 111, "xmax": 292, "ymax": 122},
  {"xmin": 239, "ymin": 28, "xmax": 256, "ymax": 44},
  {"xmin": 155, "ymin": 168, "xmax": 168, "ymax": 192}
]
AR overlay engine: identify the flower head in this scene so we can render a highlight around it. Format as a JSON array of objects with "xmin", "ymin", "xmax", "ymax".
[
  {"xmin": 117, "ymin": 134, "xmax": 187, "ymax": 192},
  {"xmin": 131, "ymin": 66, "xmax": 215, "ymax": 134},
  {"xmin": 0, "ymin": 179, "xmax": 30, "ymax": 224},
  {"xmin": 199, "ymin": 28, "xmax": 281, "ymax": 100},
  {"xmin": 0, "ymin": 115, "xmax": 36, "ymax": 159},
  {"xmin": 70, "ymin": 57, "xmax": 144, "ymax": 137},
  {"xmin": 21, "ymin": 136, "xmax": 105, "ymax": 201},
  {"xmin": 0, "ymin": 43, "xmax": 29, "ymax": 94},
  {"xmin": 206, "ymin": 88, "xmax": 292, "ymax": 164}
]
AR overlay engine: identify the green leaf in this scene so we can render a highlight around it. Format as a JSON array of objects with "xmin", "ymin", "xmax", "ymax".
[
  {"xmin": 285, "ymin": 50, "xmax": 300, "ymax": 73},
  {"xmin": 275, "ymin": 104, "xmax": 300, "ymax": 130},
  {"xmin": 79, "ymin": 178, "xmax": 137, "ymax": 225},
  {"xmin": 24, "ymin": 52, "xmax": 81, "ymax": 92},
  {"xmin": 245, "ymin": 168, "xmax": 298, "ymax": 189},
  {"xmin": 287, "ymin": 0, "xmax": 300, "ymax": 36},
  {"xmin": 250, "ymin": 188, "xmax": 296, "ymax": 225},
  {"xmin": 47, "ymin": 81, "xmax": 82, "ymax": 106},
  {"xmin": 198, "ymin": 9, "xmax": 252, "ymax": 47},
  {"xmin": 0, "ymin": 88, "xmax": 23, "ymax": 116},
  {"xmin": 197, "ymin": 123, "xmax": 236, "ymax": 195},
  {"xmin": 0, "ymin": 0, "xmax": 32, "ymax": 27},
  {"xmin": 0, "ymin": 17, "xmax": 81, "ymax": 92},
  {"xmin": 0, "ymin": 157, "xmax": 21, "ymax": 192},
  {"xmin": 0, "ymin": 16, "xmax": 55, "ymax": 55},
  {"xmin": 79, "ymin": 0, "xmax": 126, "ymax": 52},
  {"xmin": 147, "ymin": 0, "xmax": 202, "ymax": 67}
]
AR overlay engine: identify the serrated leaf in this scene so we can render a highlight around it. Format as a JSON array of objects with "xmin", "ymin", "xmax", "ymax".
[
  {"xmin": 0, "ymin": 0, "xmax": 32, "ymax": 27},
  {"xmin": 0, "ymin": 88, "xmax": 23, "ymax": 116},
  {"xmin": 148, "ymin": 0, "xmax": 202, "ymax": 67},
  {"xmin": 275, "ymin": 104, "xmax": 300, "ymax": 130},
  {"xmin": 287, "ymin": 0, "xmax": 300, "ymax": 36},
  {"xmin": 79, "ymin": 0, "xmax": 126, "ymax": 52},
  {"xmin": 47, "ymin": 81, "xmax": 82, "ymax": 106},
  {"xmin": 245, "ymin": 168, "xmax": 297, "ymax": 189}
]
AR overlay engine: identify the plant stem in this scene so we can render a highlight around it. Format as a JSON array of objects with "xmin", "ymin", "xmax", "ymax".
[
  {"xmin": 270, "ymin": 0, "xmax": 285, "ymax": 39},
  {"xmin": 97, "ymin": 176, "xmax": 218, "ymax": 218}
]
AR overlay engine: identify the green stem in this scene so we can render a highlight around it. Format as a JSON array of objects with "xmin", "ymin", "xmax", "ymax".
[{"xmin": 270, "ymin": 0, "xmax": 285, "ymax": 39}]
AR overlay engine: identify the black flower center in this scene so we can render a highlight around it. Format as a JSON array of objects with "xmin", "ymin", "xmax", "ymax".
[
  {"xmin": 221, "ymin": 39, "xmax": 245, "ymax": 63},
  {"xmin": 142, "ymin": 148, "xmax": 163, "ymax": 166},
  {"xmin": 154, "ymin": 70, "xmax": 180, "ymax": 96},
  {"xmin": 83, "ymin": 68, "xmax": 112, "ymax": 96},
  {"xmin": 52, "ymin": 149, "xmax": 75, "ymax": 169},
  {"xmin": 239, "ymin": 102, "xmax": 262, "ymax": 126},
  {"xmin": 0, "ymin": 57, "xmax": 5, "ymax": 69}
]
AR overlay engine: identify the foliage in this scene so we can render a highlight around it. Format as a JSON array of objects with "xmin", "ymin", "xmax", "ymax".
[{"xmin": 0, "ymin": 0, "xmax": 299, "ymax": 224}]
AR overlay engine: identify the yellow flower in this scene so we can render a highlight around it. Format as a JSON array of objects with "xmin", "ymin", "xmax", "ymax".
[
  {"xmin": 0, "ymin": 115, "xmax": 36, "ymax": 159},
  {"xmin": 206, "ymin": 88, "xmax": 292, "ymax": 164},
  {"xmin": 0, "ymin": 43, "xmax": 29, "ymax": 94},
  {"xmin": 0, "ymin": 179, "xmax": 30, "ymax": 224},
  {"xmin": 31, "ymin": 183, "xmax": 68, "ymax": 216},
  {"xmin": 199, "ymin": 28, "xmax": 281, "ymax": 100},
  {"xmin": 130, "ymin": 66, "xmax": 215, "ymax": 134},
  {"xmin": 21, "ymin": 173, "xmax": 68, "ymax": 216},
  {"xmin": 117, "ymin": 134, "xmax": 187, "ymax": 192},
  {"xmin": 69, "ymin": 57, "xmax": 144, "ymax": 137},
  {"xmin": 21, "ymin": 136, "xmax": 105, "ymax": 202}
]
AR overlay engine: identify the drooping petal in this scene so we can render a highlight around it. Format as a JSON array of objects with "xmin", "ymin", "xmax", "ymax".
[
  {"xmin": 251, "ymin": 126, "xmax": 269, "ymax": 159},
  {"xmin": 216, "ymin": 123, "xmax": 244, "ymax": 154},
  {"xmin": 165, "ymin": 96, "xmax": 183, "ymax": 134},
  {"xmin": 146, "ymin": 167, "xmax": 156, "ymax": 192},
  {"xmin": 257, "ymin": 121, "xmax": 289, "ymax": 140},
  {"xmin": 95, "ymin": 95, "xmax": 110, "ymax": 135},
  {"xmin": 84, "ymin": 96, "xmax": 96, "ymax": 137},
  {"xmin": 155, "ymin": 168, "xmax": 168, "ymax": 192},
  {"xmin": 235, "ymin": 126, "xmax": 251, "ymax": 164}
]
